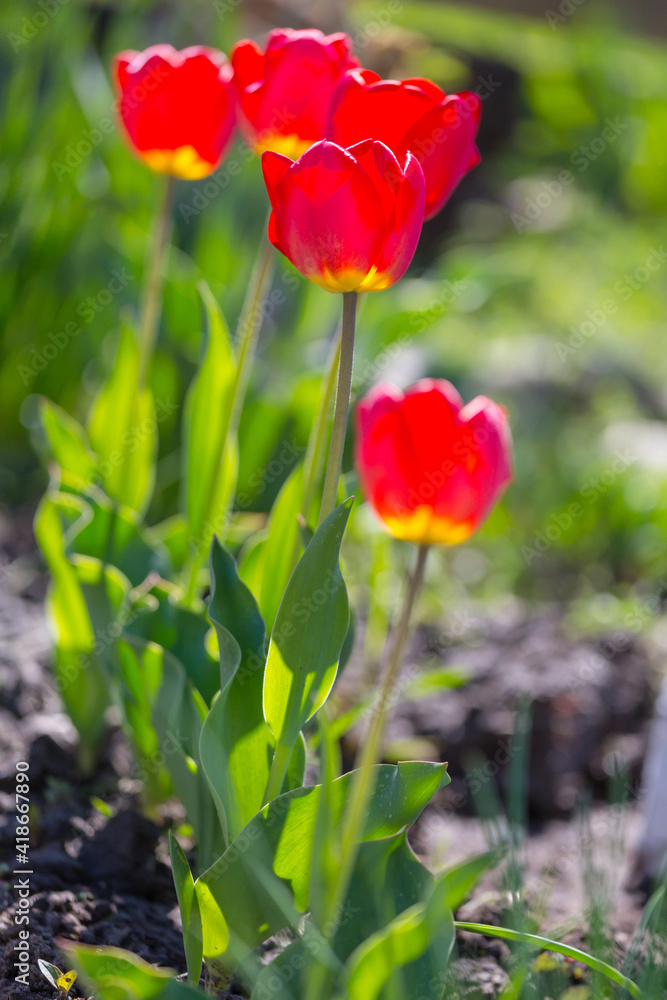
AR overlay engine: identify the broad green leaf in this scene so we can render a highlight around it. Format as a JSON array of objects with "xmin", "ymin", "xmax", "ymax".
[
  {"xmin": 453, "ymin": 923, "xmax": 641, "ymax": 997},
  {"xmin": 183, "ymin": 282, "xmax": 237, "ymax": 554},
  {"xmin": 126, "ymin": 578, "xmax": 220, "ymax": 706},
  {"xmin": 237, "ymin": 530, "xmax": 267, "ymax": 597},
  {"xmin": 195, "ymin": 760, "xmax": 449, "ymax": 961},
  {"xmin": 67, "ymin": 488, "xmax": 171, "ymax": 587},
  {"xmin": 201, "ymin": 539, "xmax": 302, "ymax": 844},
  {"xmin": 88, "ymin": 317, "xmax": 156, "ymax": 514},
  {"xmin": 331, "ymin": 831, "xmax": 433, "ymax": 964},
  {"xmin": 438, "ymin": 851, "xmax": 500, "ymax": 911},
  {"xmin": 169, "ymin": 833, "xmax": 203, "ymax": 986},
  {"xmin": 345, "ymin": 876, "xmax": 456, "ymax": 1000},
  {"xmin": 258, "ymin": 465, "xmax": 304, "ymax": 630},
  {"xmin": 152, "ymin": 514, "xmax": 190, "ymax": 573},
  {"xmin": 35, "ymin": 494, "xmax": 109, "ymax": 770},
  {"xmin": 263, "ymin": 499, "xmax": 351, "ymax": 765},
  {"xmin": 39, "ymin": 398, "xmax": 97, "ymax": 490},
  {"xmin": 60, "ymin": 943, "xmax": 205, "ymax": 1000},
  {"xmin": 130, "ymin": 636, "xmax": 224, "ymax": 872},
  {"xmin": 117, "ymin": 640, "xmax": 171, "ymax": 805}
]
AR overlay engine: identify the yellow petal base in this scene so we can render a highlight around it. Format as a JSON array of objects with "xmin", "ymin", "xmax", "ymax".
[
  {"xmin": 254, "ymin": 133, "xmax": 313, "ymax": 160},
  {"xmin": 379, "ymin": 506, "xmax": 475, "ymax": 546},
  {"xmin": 141, "ymin": 145, "xmax": 215, "ymax": 180},
  {"xmin": 309, "ymin": 265, "xmax": 394, "ymax": 294}
]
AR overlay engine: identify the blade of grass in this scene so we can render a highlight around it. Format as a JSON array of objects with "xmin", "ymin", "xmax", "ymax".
[{"xmin": 454, "ymin": 921, "xmax": 641, "ymax": 997}]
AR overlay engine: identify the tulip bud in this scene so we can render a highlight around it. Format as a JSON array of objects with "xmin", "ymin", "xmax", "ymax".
[
  {"xmin": 355, "ymin": 379, "xmax": 513, "ymax": 544},
  {"xmin": 113, "ymin": 45, "xmax": 236, "ymax": 180},
  {"xmin": 231, "ymin": 28, "xmax": 358, "ymax": 159},
  {"xmin": 262, "ymin": 139, "xmax": 425, "ymax": 294}
]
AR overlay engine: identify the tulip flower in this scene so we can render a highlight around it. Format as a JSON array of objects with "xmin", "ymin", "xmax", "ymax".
[
  {"xmin": 114, "ymin": 45, "xmax": 236, "ymax": 180},
  {"xmin": 231, "ymin": 28, "xmax": 358, "ymax": 159},
  {"xmin": 355, "ymin": 379, "xmax": 512, "ymax": 545},
  {"xmin": 262, "ymin": 139, "xmax": 425, "ymax": 293},
  {"xmin": 328, "ymin": 70, "xmax": 481, "ymax": 219}
]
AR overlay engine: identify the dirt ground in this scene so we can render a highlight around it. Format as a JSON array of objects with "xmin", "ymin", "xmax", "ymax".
[{"xmin": 0, "ymin": 530, "xmax": 657, "ymax": 999}]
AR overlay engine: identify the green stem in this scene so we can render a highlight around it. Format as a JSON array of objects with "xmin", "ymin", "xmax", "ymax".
[
  {"xmin": 262, "ymin": 741, "xmax": 292, "ymax": 805},
  {"xmin": 183, "ymin": 223, "xmax": 275, "ymax": 606},
  {"xmin": 302, "ymin": 331, "xmax": 342, "ymax": 523},
  {"xmin": 318, "ymin": 291, "xmax": 357, "ymax": 525},
  {"xmin": 324, "ymin": 544, "xmax": 429, "ymax": 941},
  {"xmin": 138, "ymin": 174, "xmax": 176, "ymax": 386}
]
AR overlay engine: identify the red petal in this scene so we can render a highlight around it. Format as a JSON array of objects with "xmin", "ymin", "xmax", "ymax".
[
  {"xmin": 231, "ymin": 39, "xmax": 265, "ymax": 90},
  {"xmin": 329, "ymin": 75, "xmax": 437, "ymax": 151},
  {"xmin": 261, "ymin": 150, "xmax": 293, "ymax": 212},
  {"xmin": 272, "ymin": 140, "xmax": 384, "ymax": 290},
  {"xmin": 398, "ymin": 94, "xmax": 481, "ymax": 219},
  {"xmin": 116, "ymin": 46, "xmax": 236, "ymax": 174},
  {"xmin": 373, "ymin": 150, "xmax": 425, "ymax": 285}
]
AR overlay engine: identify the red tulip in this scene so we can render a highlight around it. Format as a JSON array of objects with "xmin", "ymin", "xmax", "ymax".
[
  {"xmin": 328, "ymin": 70, "xmax": 481, "ymax": 220},
  {"xmin": 355, "ymin": 379, "xmax": 512, "ymax": 544},
  {"xmin": 261, "ymin": 139, "xmax": 425, "ymax": 294},
  {"xmin": 231, "ymin": 28, "xmax": 358, "ymax": 159},
  {"xmin": 114, "ymin": 45, "xmax": 236, "ymax": 180}
]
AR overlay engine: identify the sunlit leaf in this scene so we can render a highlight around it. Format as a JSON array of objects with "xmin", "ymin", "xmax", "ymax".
[
  {"xmin": 263, "ymin": 499, "xmax": 351, "ymax": 776},
  {"xmin": 88, "ymin": 317, "xmax": 156, "ymax": 514},
  {"xmin": 195, "ymin": 760, "xmax": 449, "ymax": 962}
]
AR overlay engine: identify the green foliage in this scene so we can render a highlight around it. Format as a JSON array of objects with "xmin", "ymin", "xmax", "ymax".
[
  {"xmin": 454, "ymin": 922, "xmax": 641, "ymax": 997},
  {"xmin": 60, "ymin": 942, "xmax": 205, "ymax": 1000},
  {"xmin": 263, "ymin": 500, "xmax": 352, "ymax": 797},
  {"xmin": 192, "ymin": 761, "xmax": 449, "ymax": 967},
  {"xmin": 182, "ymin": 282, "xmax": 238, "ymax": 585},
  {"xmin": 88, "ymin": 318, "xmax": 156, "ymax": 515}
]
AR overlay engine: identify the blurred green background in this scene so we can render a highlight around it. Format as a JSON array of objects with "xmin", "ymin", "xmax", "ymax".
[{"xmin": 2, "ymin": 0, "xmax": 667, "ymax": 638}]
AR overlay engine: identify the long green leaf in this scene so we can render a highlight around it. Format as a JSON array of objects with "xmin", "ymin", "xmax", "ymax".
[
  {"xmin": 258, "ymin": 464, "xmax": 304, "ymax": 630},
  {"xmin": 39, "ymin": 398, "xmax": 98, "ymax": 490},
  {"xmin": 263, "ymin": 499, "xmax": 351, "ymax": 776},
  {"xmin": 345, "ymin": 876, "xmax": 456, "ymax": 1000},
  {"xmin": 454, "ymin": 922, "xmax": 641, "ymax": 997},
  {"xmin": 183, "ymin": 282, "xmax": 237, "ymax": 554},
  {"xmin": 169, "ymin": 833, "xmax": 203, "ymax": 986},
  {"xmin": 34, "ymin": 494, "xmax": 109, "ymax": 770},
  {"xmin": 200, "ymin": 540, "xmax": 306, "ymax": 845},
  {"xmin": 88, "ymin": 317, "xmax": 156, "ymax": 514}
]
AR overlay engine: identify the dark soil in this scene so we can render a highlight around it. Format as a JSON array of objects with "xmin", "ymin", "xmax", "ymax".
[
  {"xmin": 0, "ymin": 521, "xmax": 659, "ymax": 998},
  {"xmin": 0, "ymin": 577, "xmax": 185, "ymax": 999}
]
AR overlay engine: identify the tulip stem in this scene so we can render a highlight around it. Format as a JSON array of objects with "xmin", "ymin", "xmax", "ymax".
[
  {"xmin": 319, "ymin": 291, "xmax": 357, "ymax": 525},
  {"xmin": 302, "ymin": 329, "xmax": 342, "ymax": 522},
  {"xmin": 308, "ymin": 543, "xmax": 430, "ymax": 997},
  {"xmin": 138, "ymin": 174, "xmax": 176, "ymax": 386}
]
